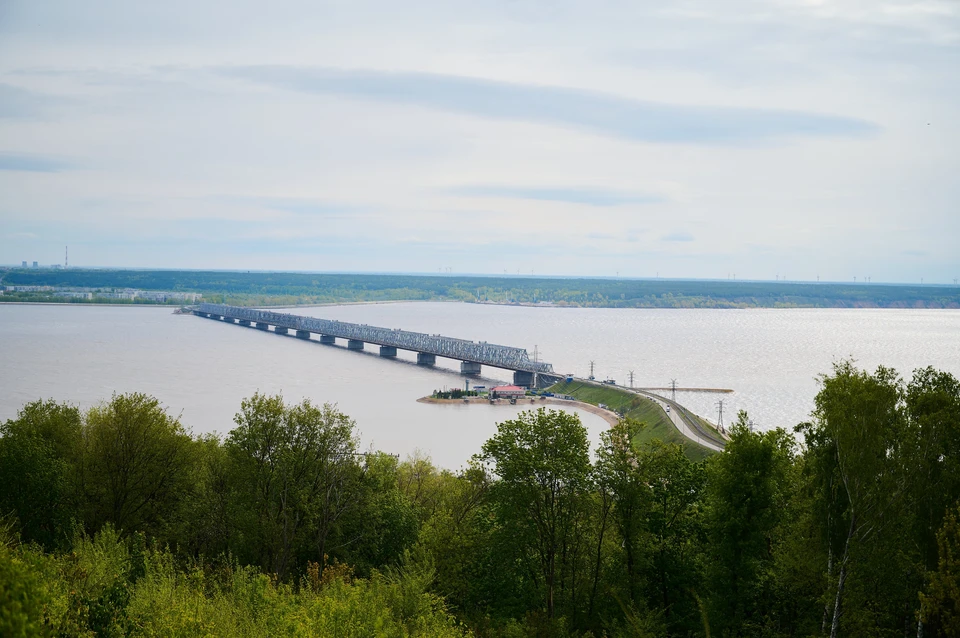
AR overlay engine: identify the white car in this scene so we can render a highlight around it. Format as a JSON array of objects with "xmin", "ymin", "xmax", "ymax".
[{"xmin": 665, "ymin": 405, "xmax": 671, "ymax": 413}]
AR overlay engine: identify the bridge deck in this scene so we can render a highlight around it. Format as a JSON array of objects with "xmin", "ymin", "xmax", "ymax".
[{"xmin": 194, "ymin": 303, "xmax": 555, "ymax": 375}]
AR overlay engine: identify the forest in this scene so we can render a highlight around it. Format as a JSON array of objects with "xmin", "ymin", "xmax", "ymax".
[
  {"xmin": 2, "ymin": 361, "xmax": 960, "ymax": 637},
  {"xmin": 3, "ymin": 268, "xmax": 959, "ymax": 309}
]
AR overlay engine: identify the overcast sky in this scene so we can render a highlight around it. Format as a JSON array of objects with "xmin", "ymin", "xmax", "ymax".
[{"xmin": 0, "ymin": 0, "xmax": 957, "ymax": 282}]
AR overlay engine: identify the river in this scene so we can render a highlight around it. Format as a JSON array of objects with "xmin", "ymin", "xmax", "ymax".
[{"xmin": 2, "ymin": 302, "xmax": 958, "ymax": 467}]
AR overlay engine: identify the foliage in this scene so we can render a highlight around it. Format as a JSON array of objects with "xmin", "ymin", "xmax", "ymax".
[
  {"xmin": 1, "ymin": 362, "xmax": 959, "ymax": 637},
  {"xmin": 4, "ymin": 267, "xmax": 959, "ymax": 308}
]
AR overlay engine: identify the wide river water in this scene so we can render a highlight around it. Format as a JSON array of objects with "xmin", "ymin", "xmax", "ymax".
[{"xmin": 3, "ymin": 303, "xmax": 959, "ymax": 468}]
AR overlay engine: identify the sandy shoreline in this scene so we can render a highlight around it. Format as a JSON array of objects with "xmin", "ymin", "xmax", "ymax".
[{"xmin": 417, "ymin": 395, "xmax": 620, "ymax": 426}]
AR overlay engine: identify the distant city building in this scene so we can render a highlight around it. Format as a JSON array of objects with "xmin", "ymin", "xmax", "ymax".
[
  {"xmin": 21, "ymin": 261, "xmax": 27, "ymax": 267},
  {"xmin": 32, "ymin": 261, "xmax": 38, "ymax": 268},
  {"xmin": 3, "ymin": 285, "xmax": 201, "ymax": 303}
]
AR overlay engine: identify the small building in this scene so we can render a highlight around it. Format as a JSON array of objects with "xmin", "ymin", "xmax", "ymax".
[{"xmin": 490, "ymin": 385, "xmax": 526, "ymax": 399}]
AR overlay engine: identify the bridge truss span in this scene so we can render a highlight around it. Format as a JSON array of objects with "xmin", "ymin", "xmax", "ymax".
[{"xmin": 194, "ymin": 303, "xmax": 555, "ymax": 377}]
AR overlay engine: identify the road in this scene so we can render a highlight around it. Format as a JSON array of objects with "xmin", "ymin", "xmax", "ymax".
[{"xmin": 578, "ymin": 379, "xmax": 727, "ymax": 452}]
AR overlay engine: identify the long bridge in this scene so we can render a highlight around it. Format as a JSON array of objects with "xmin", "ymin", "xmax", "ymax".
[{"xmin": 191, "ymin": 303, "xmax": 558, "ymax": 386}]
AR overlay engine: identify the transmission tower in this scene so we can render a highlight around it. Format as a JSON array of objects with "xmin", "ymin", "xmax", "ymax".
[
  {"xmin": 670, "ymin": 378, "xmax": 677, "ymax": 401},
  {"xmin": 716, "ymin": 399, "xmax": 725, "ymax": 433},
  {"xmin": 589, "ymin": 361, "xmax": 596, "ymax": 380},
  {"xmin": 628, "ymin": 370, "xmax": 635, "ymax": 388}
]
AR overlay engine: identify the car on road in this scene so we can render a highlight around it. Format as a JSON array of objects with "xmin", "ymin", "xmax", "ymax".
[{"xmin": 666, "ymin": 405, "xmax": 671, "ymax": 413}]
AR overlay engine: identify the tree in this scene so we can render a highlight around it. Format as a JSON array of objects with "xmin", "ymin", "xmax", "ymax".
[
  {"xmin": 479, "ymin": 408, "xmax": 593, "ymax": 620},
  {"xmin": 641, "ymin": 439, "xmax": 706, "ymax": 636},
  {"xmin": 595, "ymin": 418, "xmax": 649, "ymax": 607},
  {"xmin": 226, "ymin": 393, "xmax": 361, "ymax": 579},
  {"xmin": 705, "ymin": 411, "xmax": 795, "ymax": 636},
  {"xmin": 919, "ymin": 504, "xmax": 960, "ymax": 637},
  {"xmin": 806, "ymin": 362, "xmax": 910, "ymax": 638},
  {"xmin": 80, "ymin": 393, "xmax": 196, "ymax": 539},
  {"xmin": 0, "ymin": 400, "xmax": 82, "ymax": 549}
]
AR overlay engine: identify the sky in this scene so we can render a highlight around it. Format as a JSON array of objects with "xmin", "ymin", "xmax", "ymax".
[{"xmin": 0, "ymin": 0, "xmax": 957, "ymax": 283}]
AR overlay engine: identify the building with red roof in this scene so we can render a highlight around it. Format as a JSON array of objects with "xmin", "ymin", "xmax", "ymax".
[{"xmin": 490, "ymin": 385, "xmax": 526, "ymax": 399}]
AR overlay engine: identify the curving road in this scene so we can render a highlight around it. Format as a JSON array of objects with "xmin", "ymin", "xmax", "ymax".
[{"xmin": 578, "ymin": 380, "xmax": 727, "ymax": 452}]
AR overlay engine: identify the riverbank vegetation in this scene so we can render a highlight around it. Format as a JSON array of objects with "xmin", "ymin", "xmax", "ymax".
[
  {"xmin": 4, "ymin": 268, "xmax": 959, "ymax": 309},
  {"xmin": 2, "ymin": 361, "xmax": 960, "ymax": 636}
]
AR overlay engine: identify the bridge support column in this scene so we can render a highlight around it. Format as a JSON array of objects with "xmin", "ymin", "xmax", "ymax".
[
  {"xmin": 222, "ymin": 316, "xmax": 235, "ymax": 323},
  {"xmin": 461, "ymin": 361, "xmax": 481, "ymax": 375},
  {"xmin": 275, "ymin": 326, "xmax": 289, "ymax": 335},
  {"xmin": 513, "ymin": 371, "xmax": 534, "ymax": 387},
  {"xmin": 256, "ymin": 322, "xmax": 269, "ymax": 331},
  {"xmin": 296, "ymin": 330, "xmax": 311, "ymax": 340},
  {"xmin": 238, "ymin": 320, "xmax": 251, "ymax": 326},
  {"xmin": 347, "ymin": 339, "xmax": 364, "ymax": 351},
  {"xmin": 319, "ymin": 335, "xmax": 336, "ymax": 345},
  {"xmin": 380, "ymin": 346, "xmax": 397, "ymax": 358},
  {"xmin": 417, "ymin": 353, "xmax": 436, "ymax": 366}
]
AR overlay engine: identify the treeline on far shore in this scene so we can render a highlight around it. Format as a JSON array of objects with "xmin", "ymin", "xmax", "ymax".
[
  {"xmin": 2, "ymin": 361, "xmax": 960, "ymax": 636},
  {"xmin": 3, "ymin": 268, "xmax": 960, "ymax": 309}
]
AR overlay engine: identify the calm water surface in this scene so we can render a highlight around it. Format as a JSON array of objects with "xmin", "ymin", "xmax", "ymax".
[{"xmin": 2, "ymin": 303, "xmax": 958, "ymax": 467}]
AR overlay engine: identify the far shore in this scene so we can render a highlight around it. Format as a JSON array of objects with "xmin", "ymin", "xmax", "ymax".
[{"xmin": 417, "ymin": 395, "xmax": 620, "ymax": 426}]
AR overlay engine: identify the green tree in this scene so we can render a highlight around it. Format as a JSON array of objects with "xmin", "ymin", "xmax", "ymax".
[
  {"xmin": 479, "ymin": 408, "xmax": 593, "ymax": 621},
  {"xmin": 594, "ymin": 418, "xmax": 649, "ymax": 607},
  {"xmin": 642, "ymin": 440, "xmax": 706, "ymax": 636},
  {"xmin": 80, "ymin": 393, "xmax": 196, "ymax": 539},
  {"xmin": 705, "ymin": 411, "xmax": 795, "ymax": 636},
  {"xmin": 805, "ymin": 362, "xmax": 910, "ymax": 637},
  {"xmin": 919, "ymin": 504, "xmax": 960, "ymax": 637},
  {"xmin": 0, "ymin": 400, "xmax": 82, "ymax": 549},
  {"xmin": 226, "ymin": 393, "xmax": 361, "ymax": 579}
]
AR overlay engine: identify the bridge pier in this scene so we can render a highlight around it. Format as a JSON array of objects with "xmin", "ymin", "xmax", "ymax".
[
  {"xmin": 296, "ymin": 330, "xmax": 311, "ymax": 340},
  {"xmin": 513, "ymin": 371, "xmax": 534, "ymax": 387},
  {"xmin": 222, "ymin": 316, "xmax": 235, "ymax": 323},
  {"xmin": 319, "ymin": 335, "xmax": 336, "ymax": 345},
  {"xmin": 347, "ymin": 339, "xmax": 364, "ymax": 350},
  {"xmin": 275, "ymin": 327, "xmax": 289, "ymax": 335},
  {"xmin": 238, "ymin": 320, "xmax": 251, "ymax": 327},
  {"xmin": 417, "ymin": 353, "xmax": 436, "ymax": 366},
  {"xmin": 256, "ymin": 322, "xmax": 269, "ymax": 331},
  {"xmin": 460, "ymin": 361, "xmax": 481, "ymax": 375},
  {"xmin": 380, "ymin": 346, "xmax": 397, "ymax": 358}
]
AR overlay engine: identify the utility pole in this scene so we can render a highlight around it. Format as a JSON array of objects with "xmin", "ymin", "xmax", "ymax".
[
  {"xmin": 628, "ymin": 370, "xmax": 635, "ymax": 388},
  {"xmin": 670, "ymin": 378, "xmax": 677, "ymax": 402},
  {"xmin": 716, "ymin": 399, "xmax": 725, "ymax": 434},
  {"xmin": 589, "ymin": 360, "xmax": 596, "ymax": 380},
  {"xmin": 533, "ymin": 345, "xmax": 539, "ymax": 389}
]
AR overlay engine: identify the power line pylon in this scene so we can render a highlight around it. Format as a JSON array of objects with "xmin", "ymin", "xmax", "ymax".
[
  {"xmin": 589, "ymin": 361, "xmax": 595, "ymax": 380},
  {"xmin": 716, "ymin": 399, "xmax": 725, "ymax": 434},
  {"xmin": 670, "ymin": 378, "xmax": 677, "ymax": 401},
  {"xmin": 628, "ymin": 370, "xmax": 635, "ymax": 388}
]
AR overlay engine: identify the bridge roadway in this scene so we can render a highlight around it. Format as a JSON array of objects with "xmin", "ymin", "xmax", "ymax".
[{"xmin": 192, "ymin": 303, "xmax": 557, "ymax": 386}]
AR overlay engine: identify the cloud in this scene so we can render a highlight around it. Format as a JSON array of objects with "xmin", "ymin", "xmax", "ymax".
[
  {"xmin": 0, "ymin": 84, "xmax": 62, "ymax": 118},
  {"xmin": 219, "ymin": 66, "xmax": 879, "ymax": 145},
  {"xmin": 662, "ymin": 231, "xmax": 694, "ymax": 242},
  {"xmin": 446, "ymin": 185, "xmax": 663, "ymax": 206},
  {"xmin": 0, "ymin": 152, "xmax": 71, "ymax": 172}
]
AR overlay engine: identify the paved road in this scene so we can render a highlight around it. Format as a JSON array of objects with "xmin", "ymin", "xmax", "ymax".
[
  {"xmin": 631, "ymin": 389, "xmax": 726, "ymax": 452},
  {"xmin": 577, "ymin": 379, "xmax": 727, "ymax": 452}
]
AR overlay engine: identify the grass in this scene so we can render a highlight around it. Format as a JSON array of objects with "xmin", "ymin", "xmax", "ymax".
[{"xmin": 547, "ymin": 381, "xmax": 715, "ymax": 462}]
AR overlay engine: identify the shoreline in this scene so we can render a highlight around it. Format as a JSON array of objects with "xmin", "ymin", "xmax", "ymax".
[{"xmin": 417, "ymin": 395, "xmax": 621, "ymax": 426}]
